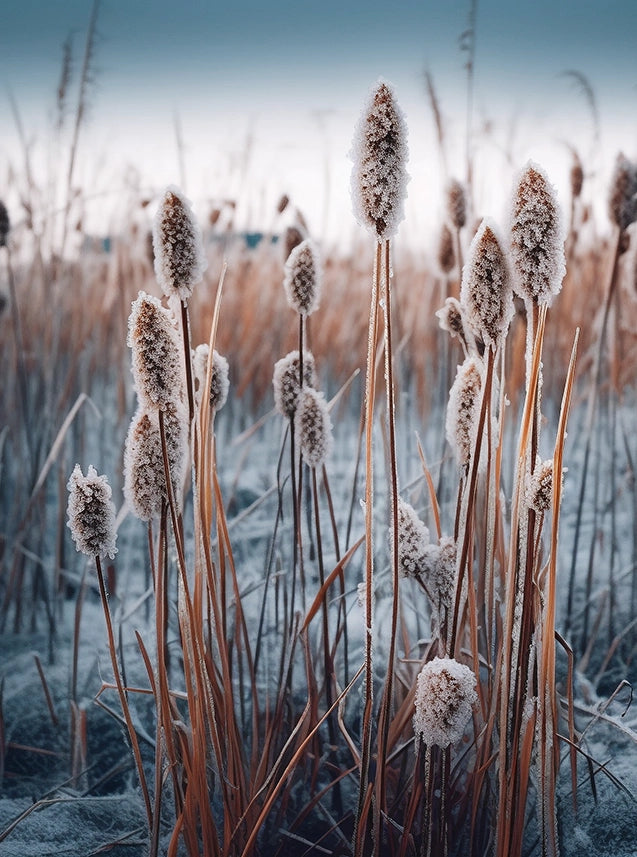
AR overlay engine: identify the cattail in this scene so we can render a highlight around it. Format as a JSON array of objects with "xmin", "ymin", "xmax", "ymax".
[
  {"xmin": 193, "ymin": 343, "xmax": 229, "ymax": 413},
  {"xmin": 127, "ymin": 292, "xmax": 183, "ymax": 410},
  {"xmin": 67, "ymin": 465, "xmax": 118, "ymax": 559},
  {"xmin": 527, "ymin": 458, "xmax": 554, "ymax": 513},
  {"xmin": 273, "ymin": 350, "xmax": 317, "ymax": 419},
  {"xmin": 295, "ymin": 387, "xmax": 332, "ymax": 469},
  {"xmin": 277, "ymin": 194, "xmax": 290, "ymax": 214},
  {"xmin": 446, "ymin": 357, "xmax": 483, "ymax": 469},
  {"xmin": 446, "ymin": 178, "xmax": 467, "ymax": 230},
  {"xmin": 437, "ymin": 223, "xmax": 456, "ymax": 275},
  {"xmin": 460, "ymin": 219, "xmax": 514, "ymax": 349},
  {"xmin": 509, "ymin": 162, "xmax": 565, "ymax": 306},
  {"xmin": 153, "ymin": 185, "xmax": 207, "ymax": 301},
  {"xmin": 283, "ymin": 224, "xmax": 306, "ymax": 261},
  {"xmin": 570, "ymin": 154, "xmax": 584, "ymax": 200},
  {"xmin": 436, "ymin": 296, "xmax": 474, "ymax": 354},
  {"xmin": 426, "ymin": 536, "xmax": 457, "ymax": 616},
  {"xmin": 283, "ymin": 239, "xmax": 321, "ymax": 316},
  {"xmin": 608, "ymin": 153, "xmax": 637, "ymax": 233},
  {"xmin": 351, "ymin": 79, "xmax": 409, "ymax": 241},
  {"xmin": 0, "ymin": 200, "xmax": 9, "ymax": 247},
  {"xmin": 395, "ymin": 498, "xmax": 430, "ymax": 578},
  {"xmin": 413, "ymin": 657, "xmax": 477, "ymax": 748}
]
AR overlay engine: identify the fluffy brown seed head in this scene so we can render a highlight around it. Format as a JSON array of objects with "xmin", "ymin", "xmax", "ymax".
[
  {"xmin": 351, "ymin": 80, "xmax": 409, "ymax": 241},
  {"xmin": 193, "ymin": 344, "xmax": 230, "ymax": 413},
  {"xmin": 437, "ymin": 223, "xmax": 456, "ymax": 274},
  {"xmin": 608, "ymin": 153, "xmax": 637, "ymax": 232},
  {"xmin": 273, "ymin": 350, "xmax": 317, "ymax": 419},
  {"xmin": 446, "ymin": 357, "xmax": 483, "ymax": 469},
  {"xmin": 510, "ymin": 162, "xmax": 565, "ymax": 306},
  {"xmin": 127, "ymin": 292, "xmax": 184, "ymax": 410},
  {"xmin": 413, "ymin": 657, "xmax": 477, "ymax": 748},
  {"xmin": 153, "ymin": 185, "xmax": 207, "ymax": 301},
  {"xmin": 527, "ymin": 458, "xmax": 554, "ymax": 513},
  {"xmin": 461, "ymin": 219, "xmax": 514, "ymax": 349},
  {"xmin": 0, "ymin": 200, "xmax": 9, "ymax": 247},
  {"xmin": 295, "ymin": 387, "xmax": 332, "ymax": 469},
  {"xmin": 283, "ymin": 239, "xmax": 321, "ymax": 316},
  {"xmin": 67, "ymin": 464, "xmax": 118, "ymax": 559},
  {"xmin": 446, "ymin": 178, "xmax": 467, "ymax": 230}
]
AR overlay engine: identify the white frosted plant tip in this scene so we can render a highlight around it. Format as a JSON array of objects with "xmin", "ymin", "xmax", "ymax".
[
  {"xmin": 295, "ymin": 387, "xmax": 333, "ymax": 469},
  {"xmin": 128, "ymin": 291, "xmax": 184, "ymax": 410},
  {"xmin": 413, "ymin": 657, "xmax": 477, "ymax": 748},
  {"xmin": 67, "ymin": 464, "xmax": 118, "ymax": 559},
  {"xmin": 283, "ymin": 239, "xmax": 322, "ymax": 316},
  {"xmin": 153, "ymin": 185, "xmax": 207, "ymax": 301},
  {"xmin": 460, "ymin": 219, "xmax": 514, "ymax": 349},
  {"xmin": 395, "ymin": 498, "xmax": 430, "ymax": 578},
  {"xmin": 510, "ymin": 162, "xmax": 565, "ymax": 306},
  {"xmin": 446, "ymin": 357, "xmax": 483, "ymax": 470},
  {"xmin": 351, "ymin": 79, "xmax": 409, "ymax": 241},
  {"xmin": 193, "ymin": 343, "xmax": 229, "ymax": 413},
  {"xmin": 608, "ymin": 153, "xmax": 637, "ymax": 233},
  {"xmin": 273, "ymin": 350, "xmax": 317, "ymax": 419}
]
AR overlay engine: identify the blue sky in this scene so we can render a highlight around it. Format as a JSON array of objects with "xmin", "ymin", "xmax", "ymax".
[{"xmin": 1, "ymin": 1, "xmax": 636, "ymax": 247}]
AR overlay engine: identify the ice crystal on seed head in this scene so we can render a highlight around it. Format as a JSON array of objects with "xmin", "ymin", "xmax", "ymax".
[
  {"xmin": 446, "ymin": 357, "xmax": 483, "ymax": 469},
  {"xmin": 395, "ymin": 498, "xmax": 430, "ymax": 578},
  {"xmin": 510, "ymin": 162, "xmax": 565, "ymax": 306},
  {"xmin": 283, "ymin": 239, "xmax": 321, "ymax": 316},
  {"xmin": 128, "ymin": 292, "xmax": 183, "ymax": 410},
  {"xmin": 295, "ymin": 387, "xmax": 332, "ymax": 469},
  {"xmin": 413, "ymin": 657, "xmax": 477, "ymax": 748},
  {"xmin": 153, "ymin": 185, "xmax": 207, "ymax": 301},
  {"xmin": 67, "ymin": 464, "xmax": 117, "ymax": 559},
  {"xmin": 461, "ymin": 219, "xmax": 514, "ymax": 348},
  {"xmin": 527, "ymin": 458, "xmax": 554, "ymax": 513},
  {"xmin": 273, "ymin": 350, "xmax": 317, "ymax": 419},
  {"xmin": 351, "ymin": 80, "xmax": 409, "ymax": 241},
  {"xmin": 446, "ymin": 178, "xmax": 467, "ymax": 230},
  {"xmin": 193, "ymin": 343, "xmax": 229, "ymax": 413},
  {"xmin": 608, "ymin": 153, "xmax": 637, "ymax": 232}
]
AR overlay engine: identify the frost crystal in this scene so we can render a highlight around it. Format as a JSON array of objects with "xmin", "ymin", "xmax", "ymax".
[
  {"xmin": 608, "ymin": 153, "xmax": 637, "ymax": 232},
  {"xmin": 446, "ymin": 178, "xmax": 467, "ymax": 230},
  {"xmin": 413, "ymin": 657, "xmax": 477, "ymax": 748},
  {"xmin": 273, "ymin": 350, "xmax": 317, "ymax": 419},
  {"xmin": 153, "ymin": 185, "xmax": 207, "ymax": 301},
  {"xmin": 67, "ymin": 464, "xmax": 117, "ymax": 559},
  {"xmin": 283, "ymin": 239, "xmax": 321, "ymax": 316},
  {"xmin": 128, "ymin": 292, "xmax": 184, "ymax": 410},
  {"xmin": 510, "ymin": 162, "xmax": 565, "ymax": 306},
  {"xmin": 395, "ymin": 498, "xmax": 430, "ymax": 578},
  {"xmin": 350, "ymin": 80, "xmax": 409, "ymax": 241},
  {"xmin": 461, "ymin": 219, "xmax": 514, "ymax": 348},
  {"xmin": 193, "ymin": 343, "xmax": 229, "ymax": 413},
  {"xmin": 527, "ymin": 458, "xmax": 554, "ymax": 513},
  {"xmin": 437, "ymin": 223, "xmax": 456, "ymax": 274},
  {"xmin": 446, "ymin": 357, "xmax": 483, "ymax": 469},
  {"xmin": 295, "ymin": 387, "xmax": 332, "ymax": 469}
]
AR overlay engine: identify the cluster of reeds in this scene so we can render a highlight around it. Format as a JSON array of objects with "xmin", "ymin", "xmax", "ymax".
[{"xmin": 2, "ymin": 76, "xmax": 637, "ymax": 857}]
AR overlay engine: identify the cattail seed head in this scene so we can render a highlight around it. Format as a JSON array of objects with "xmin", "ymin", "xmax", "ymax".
[
  {"xmin": 527, "ymin": 458, "xmax": 554, "ymax": 513},
  {"xmin": 193, "ymin": 344, "xmax": 229, "ymax": 413},
  {"xmin": 351, "ymin": 80, "xmax": 409, "ymax": 241},
  {"xmin": 510, "ymin": 162, "xmax": 565, "ymax": 306},
  {"xmin": 67, "ymin": 464, "xmax": 118, "ymax": 559},
  {"xmin": 128, "ymin": 292, "xmax": 184, "ymax": 410},
  {"xmin": 461, "ymin": 219, "xmax": 514, "ymax": 349},
  {"xmin": 446, "ymin": 178, "xmax": 467, "ymax": 230},
  {"xmin": 283, "ymin": 239, "xmax": 321, "ymax": 316},
  {"xmin": 395, "ymin": 498, "xmax": 430, "ymax": 578},
  {"xmin": 283, "ymin": 224, "xmax": 306, "ymax": 261},
  {"xmin": 437, "ymin": 223, "xmax": 456, "ymax": 274},
  {"xmin": 153, "ymin": 185, "xmax": 207, "ymax": 301},
  {"xmin": 295, "ymin": 387, "xmax": 332, "ymax": 469},
  {"xmin": 273, "ymin": 350, "xmax": 317, "ymax": 419},
  {"xmin": 436, "ymin": 297, "xmax": 474, "ymax": 354},
  {"xmin": 413, "ymin": 657, "xmax": 477, "ymax": 748},
  {"xmin": 0, "ymin": 200, "xmax": 9, "ymax": 247},
  {"xmin": 608, "ymin": 154, "xmax": 637, "ymax": 233},
  {"xmin": 446, "ymin": 357, "xmax": 483, "ymax": 469},
  {"xmin": 427, "ymin": 536, "xmax": 457, "ymax": 616},
  {"xmin": 570, "ymin": 155, "xmax": 584, "ymax": 200}
]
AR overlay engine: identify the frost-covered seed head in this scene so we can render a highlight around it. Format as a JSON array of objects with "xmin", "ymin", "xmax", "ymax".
[
  {"xmin": 608, "ymin": 154, "xmax": 637, "ymax": 232},
  {"xmin": 436, "ymin": 297, "xmax": 471, "ymax": 349},
  {"xmin": 283, "ymin": 224, "xmax": 306, "ymax": 262},
  {"xmin": 527, "ymin": 458, "xmax": 554, "ymax": 513},
  {"xmin": 395, "ymin": 498, "xmax": 430, "ymax": 578},
  {"xmin": 413, "ymin": 657, "xmax": 477, "ymax": 748},
  {"xmin": 446, "ymin": 357, "xmax": 483, "ymax": 469},
  {"xmin": 283, "ymin": 239, "xmax": 321, "ymax": 316},
  {"xmin": 67, "ymin": 465, "xmax": 118, "ymax": 559},
  {"xmin": 153, "ymin": 185, "xmax": 207, "ymax": 301},
  {"xmin": 510, "ymin": 162, "xmax": 565, "ymax": 306},
  {"xmin": 461, "ymin": 220, "xmax": 514, "ymax": 348},
  {"xmin": 446, "ymin": 178, "xmax": 467, "ymax": 230},
  {"xmin": 429, "ymin": 536, "xmax": 457, "ymax": 613},
  {"xmin": 351, "ymin": 80, "xmax": 409, "ymax": 241},
  {"xmin": 128, "ymin": 292, "xmax": 184, "ymax": 410},
  {"xmin": 0, "ymin": 200, "xmax": 9, "ymax": 247},
  {"xmin": 295, "ymin": 387, "xmax": 332, "ymax": 469},
  {"xmin": 437, "ymin": 223, "xmax": 456, "ymax": 274},
  {"xmin": 193, "ymin": 344, "xmax": 229, "ymax": 413},
  {"xmin": 273, "ymin": 350, "xmax": 317, "ymax": 419}
]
